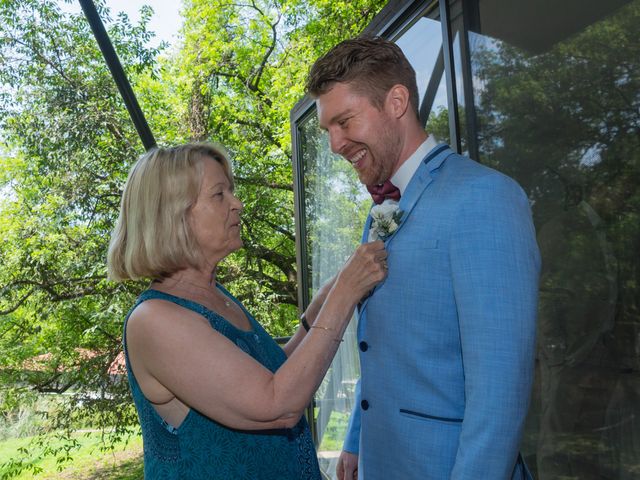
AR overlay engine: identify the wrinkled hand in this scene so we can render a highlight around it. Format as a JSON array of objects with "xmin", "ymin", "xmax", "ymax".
[
  {"xmin": 337, "ymin": 450, "xmax": 358, "ymax": 480},
  {"xmin": 336, "ymin": 241, "xmax": 387, "ymax": 302}
]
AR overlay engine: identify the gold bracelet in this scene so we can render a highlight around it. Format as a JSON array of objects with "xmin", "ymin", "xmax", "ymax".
[
  {"xmin": 310, "ymin": 325, "xmax": 343, "ymax": 342},
  {"xmin": 310, "ymin": 325, "xmax": 335, "ymax": 332}
]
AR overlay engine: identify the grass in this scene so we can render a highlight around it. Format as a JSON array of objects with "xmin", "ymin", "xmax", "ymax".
[{"xmin": 0, "ymin": 431, "xmax": 143, "ymax": 479}]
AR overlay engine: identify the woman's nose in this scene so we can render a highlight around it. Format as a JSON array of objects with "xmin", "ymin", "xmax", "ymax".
[{"xmin": 232, "ymin": 194, "xmax": 243, "ymax": 211}]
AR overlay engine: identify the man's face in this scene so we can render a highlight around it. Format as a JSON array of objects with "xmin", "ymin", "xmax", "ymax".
[{"xmin": 317, "ymin": 82, "xmax": 401, "ymax": 186}]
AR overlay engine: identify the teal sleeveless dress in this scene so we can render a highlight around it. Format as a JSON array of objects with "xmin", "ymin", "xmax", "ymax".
[{"xmin": 123, "ymin": 288, "xmax": 321, "ymax": 480}]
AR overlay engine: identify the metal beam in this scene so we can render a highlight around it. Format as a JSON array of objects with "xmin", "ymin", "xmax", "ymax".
[
  {"xmin": 439, "ymin": 0, "xmax": 462, "ymax": 153},
  {"xmin": 79, "ymin": 0, "xmax": 156, "ymax": 151},
  {"xmin": 420, "ymin": 46, "xmax": 445, "ymax": 127}
]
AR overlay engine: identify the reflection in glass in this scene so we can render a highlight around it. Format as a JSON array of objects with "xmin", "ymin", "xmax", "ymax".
[
  {"xmin": 395, "ymin": 13, "xmax": 451, "ymax": 143},
  {"xmin": 299, "ymin": 113, "xmax": 369, "ymax": 477},
  {"xmin": 463, "ymin": 0, "xmax": 640, "ymax": 477}
]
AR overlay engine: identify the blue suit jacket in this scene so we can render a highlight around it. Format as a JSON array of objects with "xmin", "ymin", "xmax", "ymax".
[{"xmin": 343, "ymin": 145, "xmax": 540, "ymax": 479}]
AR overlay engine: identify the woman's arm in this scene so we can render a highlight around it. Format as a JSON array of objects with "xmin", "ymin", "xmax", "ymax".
[
  {"xmin": 126, "ymin": 241, "xmax": 387, "ymax": 431},
  {"xmin": 281, "ymin": 275, "xmax": 336, "ymax": 357}
]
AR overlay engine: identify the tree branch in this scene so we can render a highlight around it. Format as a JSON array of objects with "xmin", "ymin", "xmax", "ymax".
[
  {"xmin": 247, "ymin": 244, "xmax": 296, "ymax": 282},
  {"xmin": 247, "ymin": 0, "xmax": 281, "ymax": 92},
  {"xmin": 0, "ymin": 290, "xmax": 34, "ymax": 315},
  {"xmin": 0, "ymin": 276, "xmax": 109, "ymax": 315},
  {"xmin": 234, "ymin": 175, "xmax": 292, "ymax": 191}
]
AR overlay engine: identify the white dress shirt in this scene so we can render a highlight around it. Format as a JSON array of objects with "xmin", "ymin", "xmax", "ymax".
[{"xmin": 390, "ymin": 134, "xmax": 438, "ymax": 196}]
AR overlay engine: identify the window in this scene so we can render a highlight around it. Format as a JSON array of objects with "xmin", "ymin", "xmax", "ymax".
[
  {"xmin": 457, "ymin": 0, "xmax": 640, "ymax": 477},
  {"xmin": 295, "ymin": 106, "xmax": 370, "ymax": 479}
]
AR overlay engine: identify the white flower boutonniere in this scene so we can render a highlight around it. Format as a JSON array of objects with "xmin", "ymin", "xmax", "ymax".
[{"xmin": 369, "ymin": 200, "xmax": 404, "ymax": 241}]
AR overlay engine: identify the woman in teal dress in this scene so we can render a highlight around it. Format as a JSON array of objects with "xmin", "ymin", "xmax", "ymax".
[{"xmin": 107, "ymin": 143, "xmax": 387, "ymax": 479}]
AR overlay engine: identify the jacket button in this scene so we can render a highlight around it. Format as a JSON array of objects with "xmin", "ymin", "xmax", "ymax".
[
  {"xmin": 359, "ymin": 341, "xmax": 368, "ymax": 352},
  {"xmin": 361, "ymin": 399, "xmax": 369, "ymax": 410}
]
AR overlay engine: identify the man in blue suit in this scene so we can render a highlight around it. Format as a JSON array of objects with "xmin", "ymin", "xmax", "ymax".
[{"xmin": 306, "ymin": 37, "xmax": 540, "ymax": 479}]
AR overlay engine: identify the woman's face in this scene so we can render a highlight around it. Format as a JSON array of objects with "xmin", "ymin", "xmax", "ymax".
[{"xmin": 188, "ymin": 158, "xmax": 243, "ymax": 266}]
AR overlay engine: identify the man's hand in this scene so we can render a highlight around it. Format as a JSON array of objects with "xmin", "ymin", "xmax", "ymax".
[{"xmin": 337, "ymin": 450, "xmax": 358, "ymax": 480}]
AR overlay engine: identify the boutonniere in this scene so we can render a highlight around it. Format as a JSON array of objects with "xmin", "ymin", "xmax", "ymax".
[{"xmin": 369, "ymin": 200, "xmax": 404, "ymax": 241}]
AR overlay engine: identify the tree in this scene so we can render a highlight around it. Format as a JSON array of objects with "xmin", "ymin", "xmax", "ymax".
[
  {"xmin": 0, "ymin": 0, "xmax": 386, "ymax": 473},
  {"xmin": 470, "ymin": 0, "xmax": 639, "ymax": 314},
  {"xmin": 0, "ymin": 0, "xmax": 165, "ymax": 474},
  {"xmin": 173, "ymin": 0, "xmax": 388, "ymax": 333}
]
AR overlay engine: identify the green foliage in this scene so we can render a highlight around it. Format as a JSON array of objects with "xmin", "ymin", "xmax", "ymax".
[
  {"xmin": 173, "ymin": 0, "xmax": 387, "ymax": 333},
  {"xmin": 317, "ymin": 410, "xmax": 349, "ymax": 452},
  {"xmin": 470, "ymin": 1, "xmax": 640, "ymax": 344},
  {"xmin": 0, "ymin": 0, "xmax": 386, "ymax": 473},
  {"xmin": 0, "ymin": 7, "xmax": 151, "ymax": 473}
]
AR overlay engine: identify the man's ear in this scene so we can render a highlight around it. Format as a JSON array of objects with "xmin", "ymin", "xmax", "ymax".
[{"xmin": 386, "ymin": 84, "xmax": 410, "ymax": 118}]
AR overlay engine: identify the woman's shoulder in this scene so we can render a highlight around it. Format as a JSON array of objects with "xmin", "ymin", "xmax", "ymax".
[{"xmin": 128, "ymin": 291, "xmax": 206, "ymax": 332}]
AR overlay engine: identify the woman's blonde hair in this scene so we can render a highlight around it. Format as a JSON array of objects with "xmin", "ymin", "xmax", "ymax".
[{"xmin": 107, "ymin": 143, "xmax": 233, "ymax": 281}]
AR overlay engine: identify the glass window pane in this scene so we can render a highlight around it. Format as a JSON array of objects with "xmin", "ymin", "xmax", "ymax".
[
  {"xmin": 298, "ymin": 112, "xmax": 369, "ymax": 478},
  {"xmin": 395, "ymin": 11, "xmax": 451, "ymax": 142},
  {"xmin": 463, "ymin": 1, "xmax": 640, "ymax": 477}
]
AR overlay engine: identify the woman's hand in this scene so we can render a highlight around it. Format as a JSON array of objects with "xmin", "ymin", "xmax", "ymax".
[{"xmin": 335, "ymin": 240, "xmax": 388, "ymax": 302}]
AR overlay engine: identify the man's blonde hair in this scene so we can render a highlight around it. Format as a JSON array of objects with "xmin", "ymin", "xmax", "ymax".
[{"xmin": 107, "ymin": 143, "xmax": 233, "ymax": 281}]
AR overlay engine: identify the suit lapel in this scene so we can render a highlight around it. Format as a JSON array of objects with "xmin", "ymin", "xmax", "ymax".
[
  {"xmin": 385, "ymin": 144, "xmax": 453, "ymax": 248},
  {"xmin": 358, "ymin": 144, "xmax": 454, "ymax": 314},
  {"xmin": 360, "ymin": 215, "xmax": 373, "ymax": 243}
]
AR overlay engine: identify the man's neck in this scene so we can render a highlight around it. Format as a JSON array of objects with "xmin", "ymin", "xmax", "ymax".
[
  {"xmin": 391, "ymin": 133, "xmax": 438, "ymax": 195},
  {"xmin": 391, "ymin": 129, "xmax": 429, "ymax": 176}
]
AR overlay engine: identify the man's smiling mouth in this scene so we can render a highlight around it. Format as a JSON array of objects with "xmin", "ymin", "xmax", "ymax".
[{"xmin": 348, "ymin": 149, "xmax": 366, "ymax": 166}]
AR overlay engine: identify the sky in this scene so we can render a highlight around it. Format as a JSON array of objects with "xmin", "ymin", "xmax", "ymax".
[{"xmin": 61, "ymin": 0, "xmax": 182, "ymax": 48}]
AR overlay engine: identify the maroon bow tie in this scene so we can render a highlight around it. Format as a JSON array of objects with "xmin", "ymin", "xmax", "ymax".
[{"xmin": 367, "ymin": 180, "xmax": 401, "ymax": 205}]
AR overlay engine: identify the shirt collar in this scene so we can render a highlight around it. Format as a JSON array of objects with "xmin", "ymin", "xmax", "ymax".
[{"xmin": 391, "ymin": 134, "xmax": 438, "ymax": 195}]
